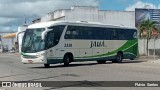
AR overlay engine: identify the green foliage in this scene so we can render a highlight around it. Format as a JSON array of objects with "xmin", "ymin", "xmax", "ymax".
[
  {"xmin": 139, "ymin": 19, "xmax": 158, "ymax": 39},
  {"xmin": 138, "ymin": 19, "xmax": 158, "ymax": 56}
]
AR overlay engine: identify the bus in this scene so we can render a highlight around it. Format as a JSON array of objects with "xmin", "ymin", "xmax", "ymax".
[{"xmin": 21, "ymin": 21, "xmax": 138, "ymax": 67}]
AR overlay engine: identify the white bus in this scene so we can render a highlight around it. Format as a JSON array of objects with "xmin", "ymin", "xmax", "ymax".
[{"xmin": 21, "ymin": 21, "xmax": 138, "ymax": 67}]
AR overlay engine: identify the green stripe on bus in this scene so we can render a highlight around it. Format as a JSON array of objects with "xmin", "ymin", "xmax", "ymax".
[
  {"xmin": 83, "ymin": 39, "xmax": 138, "ymax": 58},
  {"xmin": 21, "ymin": 52, "xmax": 28, "ymax": 56}
]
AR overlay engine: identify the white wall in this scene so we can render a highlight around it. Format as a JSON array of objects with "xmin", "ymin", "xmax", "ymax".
[
  {"xmin": 99, "ymin": 11, "xmax": 135, "ymax": 27},
  {"xmin": 65, "ymin": 6, "xmax": 99, "ymax": 22},
  {"xmin": 36, "ymin": 6, "xmax": 135, "ymax": 27},
  {"xmin": 139, "ymin": 38, "xmax": 160, "ymax": 56}
]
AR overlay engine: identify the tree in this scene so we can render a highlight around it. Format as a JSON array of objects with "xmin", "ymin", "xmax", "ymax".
[{"xmin": 139, "ymin": 19, "xmax": 158, "ymax": 56}]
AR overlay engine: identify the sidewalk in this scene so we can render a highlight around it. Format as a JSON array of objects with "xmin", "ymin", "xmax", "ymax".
[{"xmin": 139, "ymin": 55, "xmax": 160, "ymax": 64}]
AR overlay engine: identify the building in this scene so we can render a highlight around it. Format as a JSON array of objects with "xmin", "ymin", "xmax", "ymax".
[
  {"xmin": 0, "ymin": 32, "xmax": 16, "ymax": 52},
  {"xmin": 33, "ymin": 6, "xmax": 135, "ymax": 27}
]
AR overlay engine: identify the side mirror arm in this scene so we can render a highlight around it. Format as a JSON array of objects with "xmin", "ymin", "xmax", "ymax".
[{"xmin": 41, "ymin": 28, "xmax": 52, "ymax": 40}]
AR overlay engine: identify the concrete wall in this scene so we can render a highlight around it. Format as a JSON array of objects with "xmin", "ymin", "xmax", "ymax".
[
  {"xmin": 99, "ymin": 11, "xmax": 135, "ymax": 27},
  {"xmin": 66, "ymin": 6, "xmax": 99, "ymax": 22},
  {"xmin": 36, "ymin": 6, "xmax": 135, "ymax": 27},
  {"xmin": 139, "ymin": 38, "xmax": 160, "ymax": 56}
]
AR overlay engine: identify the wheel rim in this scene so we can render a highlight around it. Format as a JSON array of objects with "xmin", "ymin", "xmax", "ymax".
[
  {"xmin": 64, "ymin": 55, "xmax": 70, "ymax": 66},
  {"xmin": 66, "ymin": 57, "xmax": 70, "ymax": 63},
  {"xmin": 117, "ymin": 54, "xmax": 122, "ymax": 62}
]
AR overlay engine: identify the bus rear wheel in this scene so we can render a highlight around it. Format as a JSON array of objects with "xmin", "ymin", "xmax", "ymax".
[
  {"xmin": 63, "ymin": 54, "xmax": 70, "ymax": 66},
  {"xmin": 97, "ymin": 60, "xmax": 106, "ymax": 64},
  {"xmin": 112, "ymin": 52, "xmax": 123, "ymax": 63},
  {"xmin": 44, "ymin": 64, "xmax": 50, "ymax": 68}
]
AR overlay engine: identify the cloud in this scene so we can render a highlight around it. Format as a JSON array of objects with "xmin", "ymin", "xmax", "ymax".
[
  {"xmin": 0, "ymin": 0, "xmax": 99, "ymax": 32},
  {"xmin": 125, "ymin": 1, "xmax": 157, "ymax": 11},
  {"xmin": 0, "ymin": 27, "xmax": 16, "ymax": 32}
]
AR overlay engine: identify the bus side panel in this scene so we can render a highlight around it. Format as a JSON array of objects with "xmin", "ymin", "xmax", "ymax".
[
  {"xmin": 122, "ymin": 39, "xmax": 138, "ymax": 59},
  {"xmin": 103, "ymin": 40, "xmax": 127, "ymax": 58},
  {"xmin": 59, "ymin": 40, "xmax": 92, "ymax": 61},
  {"xmin": 102, "ymin": 39, "xmax": 138, "ymax": 60}
]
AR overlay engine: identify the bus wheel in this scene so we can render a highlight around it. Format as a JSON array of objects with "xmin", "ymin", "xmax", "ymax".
[
  {"xmin": 97, "ymin": 60, "xmax": 106, "ymax": 64},
  {"xmin": 63, "ymin": 54, "xmax": 70, "ymax": 66},
  {"xmin": 44, "ymin": 64, "xmax": 50, "ymax": 68},
  {"xmin": 114, "ymin": 52, "xmax": 123, "ymax": 63}
]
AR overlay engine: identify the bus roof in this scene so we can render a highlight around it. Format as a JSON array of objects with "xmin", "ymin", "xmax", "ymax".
[{"xmin": 28, "ymin": 21, "xmax": 137, "ymax": 29}]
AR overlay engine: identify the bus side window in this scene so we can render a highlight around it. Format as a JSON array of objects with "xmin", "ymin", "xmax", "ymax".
[
  {"xmin": 104, "ymin": 28, "xmax": 114, "ymax": 40},
  {"xmin": 46, "ymin": 31, "xmax": 54, "ymax": 48},
  {"xmin": 65, "ymin": 26, "xmax": 79, "ymax": 39},
  {"xmin": 65, "ymin": 30, "xmax": 71, "ymax": 39},
  {"xmin": 115, "ymin": 29, "xmax": 126, "ymax": 40},
  {"xmin": 133, "ymin": 30, "xmax": 137, "ymax": 39},
  {"xmin": 48, "ymin": 25, "xmax": 65, "ymax": 45},
  {"xmin": 93, "ymin": 27, "xmax": 105, "ymax": 40},
  {"xmin": 71, "ymin": 29, "xmax": 79, "ymax": 39},
  {"xmin": 115, "ymin": 29, "xmax": 137, "ymax": 40}
]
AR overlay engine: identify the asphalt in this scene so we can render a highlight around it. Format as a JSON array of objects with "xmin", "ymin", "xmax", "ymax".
[{"xmin": 1, "ymin": 53, "xmax": 160, "ymax": 90}]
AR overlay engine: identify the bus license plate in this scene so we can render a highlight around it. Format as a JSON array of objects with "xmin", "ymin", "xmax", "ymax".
[{"xmin": 28, "ymin": 60, "xmax": 33, "ymax": 63}]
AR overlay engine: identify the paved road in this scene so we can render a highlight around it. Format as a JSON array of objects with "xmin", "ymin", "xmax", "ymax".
[{"xmin": 0, "ymin": 53, "xmax": 160, "ymax": 90}]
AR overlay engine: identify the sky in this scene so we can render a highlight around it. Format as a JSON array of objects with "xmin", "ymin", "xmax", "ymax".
[
  {"xmin": 99, "ymin": 0, "xmax": 160, "ymax": 11},
  {"xmin": 0, "ymin": 0, "xmax": 159, "ymax": 32}
]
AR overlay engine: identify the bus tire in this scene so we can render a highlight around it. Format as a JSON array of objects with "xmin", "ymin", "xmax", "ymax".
[
  {"xmin": 130, "ymin": 58, "xmax": 134, "ymax": 60},
  {"xmin": 115, "ymin": 52, "xmax": 123, "ymax": 63},
  {"xmin": 44, "ymin": 64, "xmax": 50, "ymax": 68},
  {"xmin": 63, "ymin": 54, "xmax": 70, "ymax": 66},
  {"xmin": 97, "ymin": 60, "xmax": 106, "ymax": 64}
]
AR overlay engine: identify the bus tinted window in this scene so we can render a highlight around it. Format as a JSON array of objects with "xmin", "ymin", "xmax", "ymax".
[
  {"xmin": 65, "ymin": 26, "xmax": 94, "ymax": 39},
  {"xmin": 65, "ymin": 25, "xmax": 136, "ymax": 40},
  {"xmin": 65, "ymin": 26, "xmax": 80, "ymax": 39},
  {"xmin": 93, "ymin": 27, "xmax": 104, "ymax": 40},
  {"xmin": 65, "ymin": 26, "xmax": 114, "ymax": 40},
  {"xmin": 46, "ymin": 25, "xmax": 65, "ymax": 48},
  {"xmin": 79, "ymin": 27, "xmax": 94, "ymax": 39},
  {"xmin": 115, "ymin": 29, "xmax": 137, "ymax": 40},
  {"xmin": 103, "ymin": 28, "xmax": 114, "ymax": 40}
]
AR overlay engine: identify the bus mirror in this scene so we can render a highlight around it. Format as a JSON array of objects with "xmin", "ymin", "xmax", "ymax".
[
  {"xmin": 42, "ymin": 29, "xmax": 52, "ymax": 40},
  {"xmin": 42, "ymin": 31, "xmax": 48, "ymax": 40}
]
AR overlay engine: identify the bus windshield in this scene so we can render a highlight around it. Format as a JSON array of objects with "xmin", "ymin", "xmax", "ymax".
[{"xmin": 22, "ymin": 28, "xmax": 45, "ymax": 53}]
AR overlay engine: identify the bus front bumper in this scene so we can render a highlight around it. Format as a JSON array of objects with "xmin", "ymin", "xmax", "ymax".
[{"xmin": 21, "ymin": 55, "xmax": 47, "ymax": 64}]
